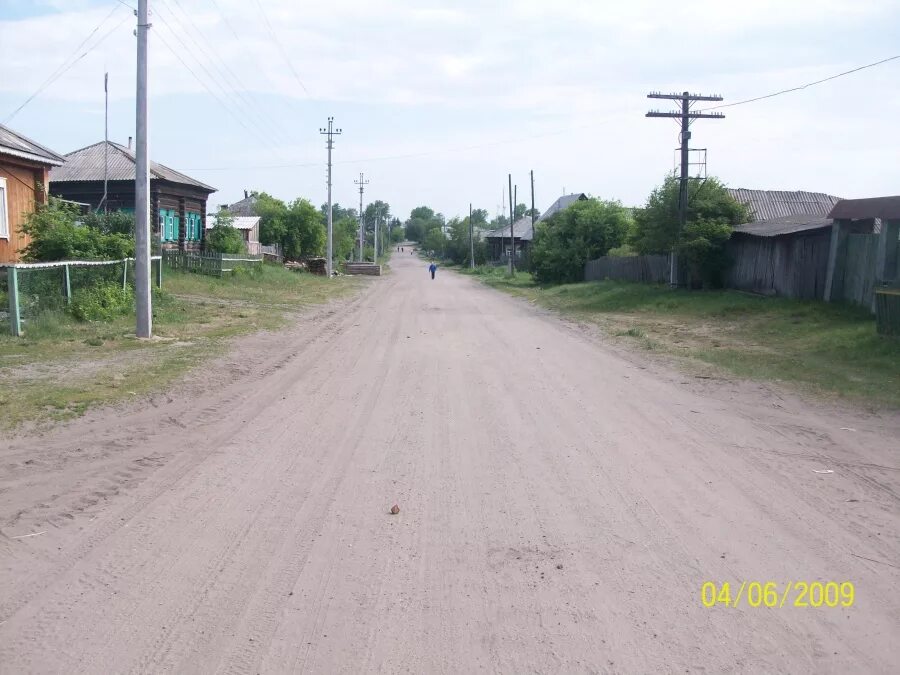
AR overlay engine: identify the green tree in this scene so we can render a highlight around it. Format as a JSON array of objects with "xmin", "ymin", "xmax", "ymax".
[
  {"xmin": 206, "ymin": 209, "xmax": 246, "ymax": 254},
  {"xmin": 422, "ymin": 227, "xmax": 447, "ymax": 258},
  {"xmin": 82, "ymin": 209, "xmax": 135, "ymax": 236},
  {"xmin": 256, "ymin": 192, "xmax": 289, "ymax": 246},
  {"xmin": 282, "ymin": 198, "xmax": 325, "ymax": 259},
  {"xmin": 333, "ymin": 216, "xmax": 358, "ymax": 261},
  {"xmin": 629, "ymin": 176, "xmax": 750, "ymax": 287},
  {"xmin": 530, "ymin": 198, "xmax": 631, "ymax": 284},
  {"xmin": 21, "ymin": 198, "xmax": 135, "ymax": 261}
]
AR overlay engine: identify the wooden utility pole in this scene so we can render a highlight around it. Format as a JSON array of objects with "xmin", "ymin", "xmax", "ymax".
[
  {"xmin": 530, "ymin": 169, "xmax": 535, "ymax": 229},
  {"xmin": 469, "ymin": 203, "xmax": 475, "ymax": 269},
  {"xmin": 646, "ymin": 91, "xmax": 724, "ymax": 287}
]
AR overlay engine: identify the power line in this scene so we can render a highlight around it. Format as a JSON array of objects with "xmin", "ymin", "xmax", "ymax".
[
  {"xmin": 699, "ymin": 54, "xmax": 900, "ymax": 111},
  {"xmin": 158, "ymin": 0, "xmax": 301, "ymax": 148},
  {"xmin": 152, "ymin": 20, "xmax": 284, "ymax": 155},
  {"xmin": 207, "ymin": 0, "xmax": 240, "ymax": 40},
  {"xmin": 251, "ymin": 0, "xmax": 311, "ymax": 97},
  {"xmin": 3, "ymin": 4, "xmax": 125, "ymax": 123}
]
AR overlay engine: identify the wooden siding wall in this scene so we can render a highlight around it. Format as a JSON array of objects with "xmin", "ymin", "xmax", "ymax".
[
  {"xmin": 0, "ymin": 159, "xmax": 48, "ymax": 262},
  {"xmin": 584, "ymin": 254, "xmax": 670, "ymax": 284},
  {"xmin": 726, "ymin": 231, "xmax": 832, "ymax": 300}
]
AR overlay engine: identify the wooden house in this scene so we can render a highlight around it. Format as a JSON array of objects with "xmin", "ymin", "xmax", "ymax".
[
  {"xmin": 49, "ymin": 141, "xmax": 216, "ymax": 251},
  {"xmin": 537, "ymin": 193, "xmax": 587, "ymax": 223},
  {"xmin": 485, "ymin": 216, "xmax": 534, "ymax": 262},
  {"xmin": 0, "ymin": 124, "xmax": 66, "ymax": 262}
]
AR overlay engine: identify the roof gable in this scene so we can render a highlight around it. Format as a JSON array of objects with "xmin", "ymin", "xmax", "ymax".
[
  {"xmin": 0, "ymin": 123, "xmax": 65, "ymax": 166},
  {"xmin": 485, "ymin": 216, "xmax": 534, "ymax": 240},
  {"xmin": 50, "ymin": 141, "xmax": 215, "ymax": 192}
]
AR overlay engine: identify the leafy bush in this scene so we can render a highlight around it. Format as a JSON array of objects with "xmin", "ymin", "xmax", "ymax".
[
  {"xmin": 71, "ymin": 282, "xmax": 134, "ymax": 322},
  {"xmin": 205, "ymin": 210, "xmax": 247, "ymax": 254},
  {"xmin": 530, "ymin": 199, "xmax": 631, "ymax": 284},
  {"xmin": 21, "ymin": 198, "xmax": 136, "ymax": 261}
]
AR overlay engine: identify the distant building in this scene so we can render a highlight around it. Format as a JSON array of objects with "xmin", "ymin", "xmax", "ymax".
[
  {"xmin": 50, "ymin": 140, "xmax": 216, "ymax": 251},
  {"xmin": 206, "ymin": 214, "xmax": 261, "ymax": 254},
  {"xmin": 537, "ymin": 193, "xmax": 588, "ymax": 222},
  {"xmin": 0, "ymin": 124, "xmax": 65, "ymax": 262},
  {"xmin": 484, "ymin": 216, "xmax": 534, "ymax": 262}
]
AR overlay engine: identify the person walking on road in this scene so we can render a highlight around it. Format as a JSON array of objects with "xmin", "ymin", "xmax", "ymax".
[{"xmin": 429, "ymin": 262, "xmax": 437, "ymax": 280}]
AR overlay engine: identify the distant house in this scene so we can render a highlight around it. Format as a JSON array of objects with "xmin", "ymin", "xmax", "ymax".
[
  {"xmin": 206, "ymin": 214, "xmax": 261, "ymax": 254},
  {"xmin": 50, "ymin": 141, "xmax": 216, "ymax": 251},
  {"xmin": 537, "ymin": 193, "xmax": 587, "ymax": 223},
  {"xmin": 0, "ymin": 124, "xmax": 65, "ymax": 262},
  {"xmin": 485, "ymin": 216, "xmax": 534, "ymax": 262},
  {"xmin": 223, "ymin": 190, "xmax": 258, "ymax": 217},
  {"xmin": 726, "ymin": 189, "xmax": 843, "ymax": 300}
]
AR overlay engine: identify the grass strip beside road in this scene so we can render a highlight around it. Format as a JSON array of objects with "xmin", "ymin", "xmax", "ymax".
[
  {"xmin": 462, "ymin": 267, "xmax": 900, "ymax": 408},
  {"xmin": 0, "ymin": 265, "xmax": 359, "ymax": 430}
]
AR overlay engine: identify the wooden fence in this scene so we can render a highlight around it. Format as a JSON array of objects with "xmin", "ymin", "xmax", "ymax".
[
  {"xmin": 162, "ymin": 250, "xmax": 263, "ymax": 277},
  {"xmin": 584, "ymin": 255, "xmax": 670, "ymax": 284}
]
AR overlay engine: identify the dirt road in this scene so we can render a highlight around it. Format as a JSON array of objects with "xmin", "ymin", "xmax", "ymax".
[{"xmin": 1, "ymin": 253, "xmax": 899, "ymax": 673}]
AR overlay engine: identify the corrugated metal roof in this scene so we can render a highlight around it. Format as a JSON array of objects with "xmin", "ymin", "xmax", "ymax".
[
  {"xmin": 727, "ymin": 188, "xmax": 841, "ymax": 220},
  {"xmin": 0, "ymin": 123, "xmax": 65, "ymax": 166},
  {"xmin": 206, "ymin": 215, "xmax": 259, "ymax": 231},
  {"xmin": 733, "ymin": 214, "xmax": 832, "ymax": 237},
  {"xmin": 828, "ymin": 196, "xmax": 900, "ymax": 221},
  {"xmin": 50, "ymin": 141, "xmax": 215, "ymax": 191},
  {"xmin": 485, "ymin": 216, "xmax": 534, "ymax": 241},
  {"xmin": 537, "ymin": 193, "xmax": 587, "ymax": 222}
]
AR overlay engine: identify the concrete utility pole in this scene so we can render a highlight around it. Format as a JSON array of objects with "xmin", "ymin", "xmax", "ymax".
[
  {"xmin": 646, "ymin": 91, "xmax": 724, "ymax": 287},
  {"xmin": 319, "ymin": 117, "xmax": 341, "ymax": 277},
  {"xmin": 508, "ymin": 174, "xmax": 515, "ymax": 275},
  {"xmin": 135, "ymin": 0, "xmax": 152, "ymax": 338},
  {"xmin": 354, "ymin": 173, "xmax": 369, "ymax": 262},
  {"xmin": 469, "ymin": 203, "xmax": 475, "ymax": 269},
  {"xmin": 374, "ymin": 206, "xmax": 380, "ymax": 265}
]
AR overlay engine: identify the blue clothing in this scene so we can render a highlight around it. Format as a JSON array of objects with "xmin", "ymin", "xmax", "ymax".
[{"xmin": 429, "ymin": 263, "xmax": 437, "ymax": 279}]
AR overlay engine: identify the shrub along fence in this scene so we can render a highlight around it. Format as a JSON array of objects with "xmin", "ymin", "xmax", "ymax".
[
  {"xmin": 1, "ymin": 256, "xmax": 162, "ymax": 336},
  {"xmin": 584, "ymin": 254, "xmax": 670, "ymax": 284},
  {"xmin": 162, "ymin": 250, "xmax": 263, "ymax": 277}
]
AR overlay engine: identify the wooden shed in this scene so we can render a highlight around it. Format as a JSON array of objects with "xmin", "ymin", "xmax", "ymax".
[
  {"xmin": 49, "ymin": 141, "xmax": 216, "ymax": 252},
  {"xmin": 727, "ymin": 215, "xmax": 834, "ymax": 300},
  {"xmin": 0, "ymin": 124, "xmax": 66, "ymax": 262}
]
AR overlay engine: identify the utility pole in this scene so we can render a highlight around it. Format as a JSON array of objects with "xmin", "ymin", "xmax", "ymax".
[
  {"xmin": 530, "ymin": 170, "xmax": 535, "ymax": 228},
  {"xmin": 374, "ymin": 206, "xmax": 380, "ymax": 265},
  {"xmin": 135, "ymin": 0, "xmax": 152, "ymax": 338},
  {"xmin": 100, "ymin": 72, "xmax": 109, "ymax": 213},
  {"xmin": 508, "ymin": 174, "xmax": 514, "ymax": 275},
  {"xmin": 354, "ymin": 173, "xmax": 369, "ymax": 262},
  {"xmin": 319, "ymin": 117, "xmax": 341, "ymax": 276},
  {"xmin": 646, "ymin": 91, "xmax": 724, "ymax": 287},
  {"xmin": 469, "ymin": 202, "xmax": 474, "ymax": 269}
]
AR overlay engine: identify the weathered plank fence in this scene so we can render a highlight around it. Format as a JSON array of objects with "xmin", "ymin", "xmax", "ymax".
[
  {"xmin": 162, "ymin": 250, "xmax": 263, "ymax": 277},
  {"xmin": 584, "ymin": 255, "xmax": 669, "ymax": 284},
  {"xmin": 875, "ymin": 289, "xmax": 900, "ymax": 335},
  {"xmin": 726, "ymin": 231, "xmax": 832, "ymax": 300}
]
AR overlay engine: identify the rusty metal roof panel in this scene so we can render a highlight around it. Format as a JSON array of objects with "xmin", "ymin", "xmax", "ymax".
[
  {"xmin": 50, "ymin": 141, "xmax": 215, "ymax": 192},
  {"xmin": 828, "ymin": 196, "xmax": 900, "ymax": 220},
  {"xmin": 727, "ymin": 188, "xmax": 841, "ymax": 220}
]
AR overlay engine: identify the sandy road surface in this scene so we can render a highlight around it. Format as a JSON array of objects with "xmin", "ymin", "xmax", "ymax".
[{"xmin": 1, "ymin": 253, "xmax": 899, "ymax": 673}]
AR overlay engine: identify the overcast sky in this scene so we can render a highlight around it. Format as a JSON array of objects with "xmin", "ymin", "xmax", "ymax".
[{"xmin": 1, "ymin": 0, "xmax": 898, "ymax": 221}]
